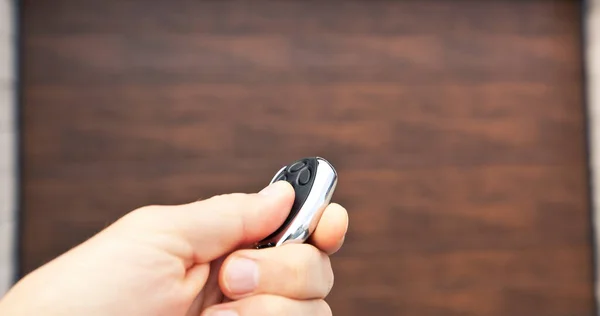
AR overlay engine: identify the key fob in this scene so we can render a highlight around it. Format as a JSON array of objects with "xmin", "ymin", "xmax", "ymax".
[{"xmin": 255, "ymin": 157, "xmax": 338, "ymax": 249}]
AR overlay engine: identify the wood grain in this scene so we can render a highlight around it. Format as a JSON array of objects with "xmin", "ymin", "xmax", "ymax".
[{"xmin": 19, "ymin": 0, "xmax": 594, "ymax": 315}]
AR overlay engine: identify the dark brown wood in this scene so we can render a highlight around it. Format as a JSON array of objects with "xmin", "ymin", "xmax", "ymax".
[{"xmin": 19, "ymin": 0, "xmax": 594, "ymax": 315}]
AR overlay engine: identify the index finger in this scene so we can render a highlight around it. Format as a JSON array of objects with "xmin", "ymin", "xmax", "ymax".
[{"xmin": 307, "ymin": 203, "xmax": 349, "ymax": 254}]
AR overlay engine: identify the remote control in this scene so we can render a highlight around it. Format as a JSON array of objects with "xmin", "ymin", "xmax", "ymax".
[{"xmin": 255, "ymin": 157, "xmax": 338, "ymax": 249}]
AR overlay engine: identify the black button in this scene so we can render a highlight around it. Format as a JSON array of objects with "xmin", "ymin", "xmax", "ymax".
[
  {"xmin": 276, "ymin": 173, "xmax": 287, "ymax": 181},
  {"xmin": 289, "ymin": 161, "xmax": 306, "ymax": 172},
  {"xmin": 298, "ymin": 168, "xmax": 310, "ymax": 185}
]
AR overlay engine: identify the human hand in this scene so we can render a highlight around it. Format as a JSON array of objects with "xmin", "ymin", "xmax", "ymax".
[{"xmin": 0, "ymin": 181, "xmax": 348, "ymax": 316}]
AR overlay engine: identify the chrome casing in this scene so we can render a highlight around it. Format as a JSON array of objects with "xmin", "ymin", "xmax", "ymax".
[{"xmin": 256, "ymin": 157, "xmax": 337, "ymax": 248}]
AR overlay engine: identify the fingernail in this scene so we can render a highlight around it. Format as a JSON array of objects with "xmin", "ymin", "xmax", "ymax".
[
  {"xmin": 224, "ymin": 257, "xmax": 259, "ymax": 295},
  {"xmin": 207, "ymin": 310, "xmax": 238, "ymax": 316}
]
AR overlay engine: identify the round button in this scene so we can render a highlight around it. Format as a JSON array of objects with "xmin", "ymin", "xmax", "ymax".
[
  {"xmin": 289, "ymin": 161, "xmax": 306, "ymax": 172},
  {"xmin": 298, "ymin": 168, "xmax": 310, "ymax": 185},
  {"xmin": 275, "ymin": 173, "xmax": 287, "ymax": 181}
]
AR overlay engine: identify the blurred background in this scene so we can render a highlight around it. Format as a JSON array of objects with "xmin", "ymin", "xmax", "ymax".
[{"xmin": 1, "ymin": 0, "xmax": 598, "ymax": 315}]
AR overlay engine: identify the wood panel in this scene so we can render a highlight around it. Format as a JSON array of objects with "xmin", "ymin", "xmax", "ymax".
[{"xmin": 19, "ymin": 0, "xmax": 594, "ymax": 315}]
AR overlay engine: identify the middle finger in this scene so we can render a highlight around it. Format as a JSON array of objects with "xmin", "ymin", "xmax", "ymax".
[{"xmin": 218, "ymin": 244, "xmax": 333, "ymax": 300}]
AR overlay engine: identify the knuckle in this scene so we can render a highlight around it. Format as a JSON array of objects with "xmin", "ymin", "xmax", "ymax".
[
  {"xmin": 289, "ymin": 254, "xmax": 309, "ymax": 288},
  {"xmin": 287, "ymin": 245, "xmax": 333, "ymax": 297},
  {"xmin": 204, "ymin": 193, "xmax": 251, "ymax": 234},
  {"xmin": 120, "ymin": 205, "xmax": 162, "ymax": 224},
  {"xmin": 132, "ymin": 204, "xmax": 161, "ymax": 215},
  {"xmin": 297, "ymin": 243, "xmax": 323, "ymax": 262},
  {"xmin": 109, "ymin": 205, "xmax": 170, "ymax": 235},
  {"xmin": 206, "ymin": 192, "xmax": 261, "ymax": 216}
]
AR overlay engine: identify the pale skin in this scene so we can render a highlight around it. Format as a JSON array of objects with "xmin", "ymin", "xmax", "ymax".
[{"xmin": 0, "ymin": 181, "xmax": 349, "ymax": 316}]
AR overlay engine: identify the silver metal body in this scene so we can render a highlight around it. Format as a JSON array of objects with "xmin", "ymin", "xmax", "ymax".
[{"xmin": 258, "ymin": 157, "xmax": 337, "ymax": 247}]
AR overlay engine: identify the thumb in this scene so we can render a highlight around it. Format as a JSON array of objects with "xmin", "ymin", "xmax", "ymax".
[{"xmin": 138, "ymin": 181, "xmax": 295, "ymax": 264}]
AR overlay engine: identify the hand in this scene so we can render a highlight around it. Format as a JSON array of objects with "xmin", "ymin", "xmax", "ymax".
[{"xmin": 0, "ymin": 181, "xmax": 349, "ymax": 316}]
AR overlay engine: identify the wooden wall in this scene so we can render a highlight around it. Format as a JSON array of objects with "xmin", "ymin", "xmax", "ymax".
[{"xmin": 19, "ymin": 1, "xmax": 595, "ymax": 315}]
